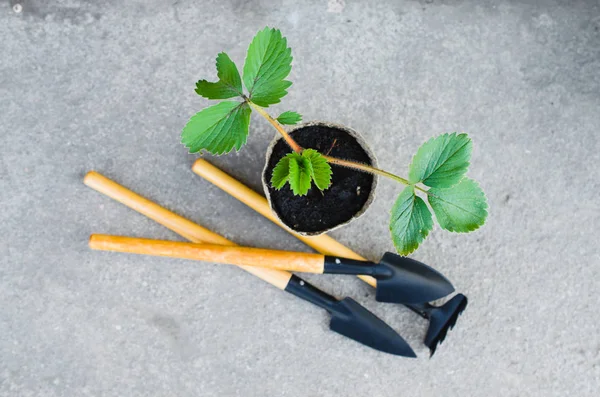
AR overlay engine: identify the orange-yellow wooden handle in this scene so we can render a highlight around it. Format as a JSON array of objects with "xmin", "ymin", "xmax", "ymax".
[
  {"xmin": 84, "ymin": 171, "xmax": 232, "ymax": 245},
  {"xmin": 84, "ymin": 171, "xmax": 293, "ymax": 289},
  {"xmin": 191, "ymin": 159, "xmax": 377, "ymax": 288},
  {"xmin": 89, "ymin": 235, "xmax": 326, "ymax": 274}
]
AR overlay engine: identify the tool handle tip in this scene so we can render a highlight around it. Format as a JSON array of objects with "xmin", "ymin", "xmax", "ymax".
[
  {"xmin": 88, "ymin": 234, "xmax": 104, "ymax": 250},
  {"xmin": 83, "ymin": 171, "xmax": 102, "ymax": 187}
]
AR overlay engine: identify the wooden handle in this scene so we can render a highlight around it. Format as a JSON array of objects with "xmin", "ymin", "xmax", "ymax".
[
  {"xmin": 89, "ymin": 235, "xmax": 325, "ymax": 273},
  {"xmin": 192, "ymin": 159, "xmax": 377, "ymax": 288},
  {"xmin": 84, "ymin": 171, "xmax": 293, "ymax": 289},
  {"xmin": 84, "ymin": 171, "xmax": 231, "ymax": 245}
]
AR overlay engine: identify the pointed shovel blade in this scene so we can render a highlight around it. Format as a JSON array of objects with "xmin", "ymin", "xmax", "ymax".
[
  {"xmin": 329, "ymin": 298, "xmax": 416, "ymax": 357},
  {"xmin": 375, "ymin": 253, "xmax": 455, "ymax": 304}
]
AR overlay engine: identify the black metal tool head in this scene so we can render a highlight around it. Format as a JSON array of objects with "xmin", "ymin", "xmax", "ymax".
[
  {"xmin": 375, "ymin": 253, "xmax": 455, "ymax": 304},
  {"xmin": 329, "ymin": 298, "xmax": 416, "ymax": 357},
  {"xmin": 424, "ymin": 293, "xmax": 468, "ymax": 356}
]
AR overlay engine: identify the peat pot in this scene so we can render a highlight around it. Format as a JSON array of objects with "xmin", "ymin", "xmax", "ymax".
[{"xmin": 262, "ymin": 121, "xmax": 378, "ymax": 236}]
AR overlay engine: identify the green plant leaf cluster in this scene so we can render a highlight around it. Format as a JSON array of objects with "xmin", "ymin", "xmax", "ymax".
[
  {"xmin": 271, "ymin": 149, "xmax": 332, "ymax": 196},
  {"xmin": 390, "ymin": 133, "xmax": 488, "ymax": 255},
  {"xmin": 182, "ymin": 27, "xmax": 489, "ymax": 258},
  {"xmin": 182, "ymin": 27, "xmax": 300, "ymax": 154}
]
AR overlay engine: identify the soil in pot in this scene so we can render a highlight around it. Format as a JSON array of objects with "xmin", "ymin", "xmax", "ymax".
[{"xmin": 264, "ymin": 124, "xmax": 375, "ymax": 233}]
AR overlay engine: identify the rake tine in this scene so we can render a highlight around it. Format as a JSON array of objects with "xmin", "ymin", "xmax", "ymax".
[{"xmin": 409, "ymin": 294, "xmax": 468, "ymax": 356}]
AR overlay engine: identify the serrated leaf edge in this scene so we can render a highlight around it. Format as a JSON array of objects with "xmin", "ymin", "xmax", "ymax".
[
  {"xmin": 408, "ymin": 132, "xmax": 472, "ymax": 187},
  {"xmin": 276, "ymin": 111, "xmax": 302, "ymax": 125},
  {"xmin": 181, "ymin": 101, "xmax": 248, "ymax": 155},
  {"xmin": 428, "ymin": 177, "xmax": 489, "ymax": 233},
  {"xmin": 195, "ymin": 53, "xmax": 244, "ymax": 99},
  {"xmin": 302, "ymin": 149, "xmax": 331, "ymax": 191},
  {"xmin": 389, "ymin": 185, "xmax": 433, "ymax": 256},
  {"xmin": 271, "ymin": 156, "xmax": 291, "ymax": 190},
  {"xmin": 215, "ymin": 52, "xmax": 243, "ymax": 96}
]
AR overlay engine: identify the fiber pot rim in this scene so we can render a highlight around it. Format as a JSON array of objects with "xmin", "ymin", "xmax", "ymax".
[{"xmin": 262, "ymin": 121, "xmax": 378, "ymax": 236}]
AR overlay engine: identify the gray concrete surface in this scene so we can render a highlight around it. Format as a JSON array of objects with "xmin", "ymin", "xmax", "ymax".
[{"xmin": 2, "ymin": 0, "xmax": 600, "ymax": 396}]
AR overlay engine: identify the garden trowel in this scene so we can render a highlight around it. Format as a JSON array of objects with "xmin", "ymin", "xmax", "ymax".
[
  {"xmin": 89, "ymin": 235, "xmax": 455, "ymax": 305},
  {"xmin": 84, "ymin": 171, "xmax": 416, "ymax": 357},
  {"xmin": 284, "ymin": 274, "xmax": 416, "ymax": 356}
]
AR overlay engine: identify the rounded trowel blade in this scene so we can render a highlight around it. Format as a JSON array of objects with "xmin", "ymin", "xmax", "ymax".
[{"xmin": 375, "ymin": 253, "xmax": 455, "ymax": 304}]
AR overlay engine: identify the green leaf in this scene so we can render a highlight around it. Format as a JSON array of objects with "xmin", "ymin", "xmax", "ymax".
[
  {"xmin": 271, "ymin": 156, "xmax": 291, "ymax": 189},
  {"xmin": 408, "ymin": 133, "xmax": 472, "ymax": 188},
  {"xmin": 181, "ymin": 101, "xmax": 250, "ymax": 154},
  {"xmin": 302, "ymin": 149, "xmax": 332, "ymax": 191},
  {"xmin": 270, "ymin": 150, "xmax": 332, "ymax": 194},
  {"xmin": 389, "ymin": 186, "xmax": 434, "ymax": 255},
  {"xmin": 288, "ymin": 153, "xmax": 312, "ymax": 196},
  {"xmin": 276, "ymin": 111, "xmax": 302, "ymax": 125},
  {"xmin": 195, "ymin": 53, "xmax": 243, "ymax": 100},
  {"xmin": 428, "ymin": 177, "xmax": 488, "ymax": 232},
  {"xmin": 243, "ymin": 27, "xmax": 293, "ymax": 107}
]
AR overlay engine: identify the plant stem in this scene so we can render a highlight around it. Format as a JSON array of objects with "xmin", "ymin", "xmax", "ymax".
[
  {"xmin": 322, "ymin": 155, "xmax": 428, "ymax": 194},
  {"xmin": 246, "ymin": 100, "xmax": 303, "ymax": 153},
  {"xmin": 321, "ymin": 155, "xmax": 408, "ymax": 184},
  {"xmin": 247, "ymin": 99, "xmax": 429, "ymax": 194}
]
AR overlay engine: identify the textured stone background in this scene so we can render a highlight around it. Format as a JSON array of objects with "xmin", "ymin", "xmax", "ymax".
[{"xmin": 1, "ymin": 1, "xmax": 599, "ymax": 396}]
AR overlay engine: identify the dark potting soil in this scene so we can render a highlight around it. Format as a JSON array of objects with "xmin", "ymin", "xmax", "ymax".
[{"xmin": 264, "ymin": 125, "xmax": 375, "ymax": 233}]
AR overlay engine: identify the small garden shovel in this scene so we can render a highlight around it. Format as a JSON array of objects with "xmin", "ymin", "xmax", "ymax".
[{"xmin": 89, "ymin": 235, "xmax": 455, "ymax": 305}]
